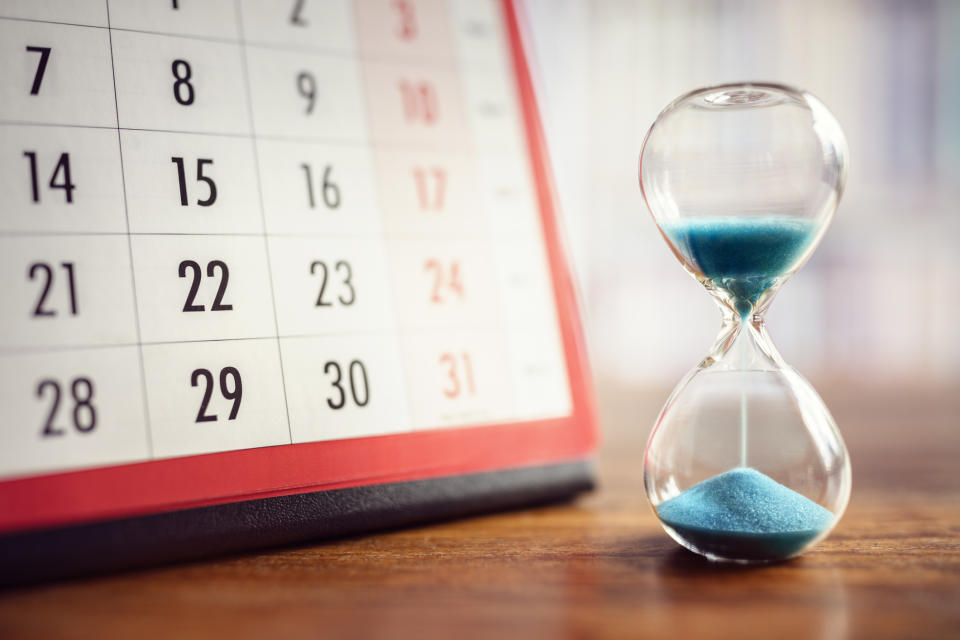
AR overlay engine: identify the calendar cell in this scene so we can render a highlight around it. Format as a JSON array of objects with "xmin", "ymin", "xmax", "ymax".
[
  {"xmin": 142, "ymin": 338, "xmax": 289, "ymax": 458},
  {"xmin": 239, "ymin": 0, "xmax": 356, "ymax": 54},
  {"xmin": 281, "ymin": 334, "xmax": 410, "ymax": 442},
  {"xmin": 373, "ymin": 148, "xmax": 485, "ymax": 235},
  {"xmin": 0, "ymin": 236, "xmax": 139, "ymax": 350},
  {"xmin": 491, "ymin": 237, "xmax": 558, "ymax": 330},
  {"xmin": 0, "ymin": 20, "xmax": 117, "ymax": 127},
  {"xmin": 257, "ymin": 139, "xmax": 382, "ymax": 235},
  {"xmin": 120, "ymin": 130, "xmax": 263, "ymax": 235},
  {"xmin": 111, "ymin": 30, "xmax": 250, "ymax": 135},
  {"xmin": 388, "ymin": 240, "xmax": 499, "ymax": 330},
  {"xmin": 451, "ymin": 0, "xmax": 509, "ymax": 66},
  {"xmin": 107, "ymin": 0, "xmax": 240, "ymax": 41},
  {"xmin": 400, "ymin": 330, "xmax": 512, "ymax": 429},
  {"xmin": 503, "ymin": 328, "xmax": 572, "ymax": 421},
  {"xmin": 0, "ymin": 125, "xmax": 126, "ymax": 234},
  {"xmin": 461, "ymin": 66, "xmax": 524, "ymax": 151},
  {"xmin": 0, "ymin": 345, "xmax": 149, "ymax": 480},
  {"xmin": 475, "ymin": 151, "xmax": 541, "ymax": 236},
  {"xmin": 245, "ymin": 47, "xmax": 368, "ymax": 142},
  {"xmin": 362, "ymin": 62, "xmax": 469, "ymax": 149},
  {"xmin": 130, "ymin": 235, "xmax": 276, "ymax": 344},
  {"xmin": 0, "ymin": 1, "xmax": 107, "ymax": 27},
  {"xmin": 354, "ymin": 0, "xmax": 456, "ymax": 64},
  {"xmin": 268, "ymin": 235, "xmax": 396, "ymax": 337}
]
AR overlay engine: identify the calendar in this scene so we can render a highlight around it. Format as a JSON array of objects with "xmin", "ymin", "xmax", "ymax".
[{"xmin": 0, "ymin": 0, "xmax": 596, "ymax": 583}]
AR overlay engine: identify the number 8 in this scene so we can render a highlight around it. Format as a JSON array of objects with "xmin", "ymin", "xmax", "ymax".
[{"xmin": 172, "ymin": 59, "xmax": 195, "ymax": 106}]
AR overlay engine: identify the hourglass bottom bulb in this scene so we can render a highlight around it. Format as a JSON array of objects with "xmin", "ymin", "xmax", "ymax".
[{"xmin": 654, "ymin": 468, "xmax": 835, "ymax": 562}]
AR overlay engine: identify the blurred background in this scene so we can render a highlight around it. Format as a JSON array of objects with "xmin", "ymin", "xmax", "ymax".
[{"xmin": 523, "ymin": 0, "xmax": 959, "ymax": 390}]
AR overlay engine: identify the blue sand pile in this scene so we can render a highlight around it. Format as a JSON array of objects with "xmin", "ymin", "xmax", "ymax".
[
  {"xmin": 656, "ymin": 467, "xmax": 835, "ymax": 561},
  {"xmin": 659, "ymin": 217, "xmax": 817, "ymax": 319}
]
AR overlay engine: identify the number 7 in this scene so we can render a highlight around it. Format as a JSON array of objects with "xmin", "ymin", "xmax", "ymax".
[{"xmin": 26, "ymin": 46, "xmax": 51, "ymax": 96}]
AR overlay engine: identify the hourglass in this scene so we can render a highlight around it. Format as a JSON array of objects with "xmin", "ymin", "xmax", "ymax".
[{"xmin": 639, "ymin": 83, "xmax": 851, "ymax": 563}]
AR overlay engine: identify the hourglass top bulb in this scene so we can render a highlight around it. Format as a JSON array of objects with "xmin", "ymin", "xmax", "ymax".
[{"xmin": 639, "ymin": 83, "xmax": 848, "ymax": 320}]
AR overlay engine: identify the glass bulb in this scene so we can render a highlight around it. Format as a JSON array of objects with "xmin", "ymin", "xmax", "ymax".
[{"xmin": 639, "ymin": 83, "xmax": 851, "ymax": 563}]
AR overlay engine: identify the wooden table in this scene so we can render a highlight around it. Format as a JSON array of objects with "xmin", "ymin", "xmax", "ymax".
[{"xmin": 1, "ymin": 380, "xmax": 958, "ymax": 639}]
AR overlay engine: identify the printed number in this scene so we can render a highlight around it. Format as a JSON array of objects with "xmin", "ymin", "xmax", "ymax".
[
  {"xmin": 392, "ymin": 0, "xmax": 417, "ymax": 40},
  {"xmin": 171, "ymin": 157, "xmax": 217, "ymax": 206},
  {"xmin": 300, "ymin": 163, "xmax": 341, "ymax": 209},
  {"xmin": 439, "ymin": 352, "xmax": 475, "ymax": 399},
  {"xmin": 172, "ymin": 59, "xmax": 195, "ymax": 106},
  {"xmin": 398, "ymin": 81, "xmax": 438, "ymax": 124},
  {"xmin": 179, "ymin": 260, "xmax": 232, "ymax": 312},
  {"xmin": 26, "ymin": 46, "xmax": 52, "ymax": 95},
  {"xmin": 191, "ymin": 367, "xmax": 242, "ymax": 423},
  {"xmin": 290, "ymin": 0, "xmax": 308, "ymax": 26},
  {"xmin": 297, "ymin": 72, "xmax": 316, "ymax": 114},
  {"xmin": 424, "ymin": 259, "xmax": 463, "ymax": 303},
  {"xmin": 37, "ymin": 377, "xmax": 96, "ymax": 437},
  {"xmin": 311, "ymin": 260, "xmax": 355, "ymax": 307},
  {"xmin": 172, "ymin": 0, "xmax": 180, "ymax": 8},
  {"xmin": 324, "ymin": 360, "xmax": 369, "ymax": 410},
  {"xmin": 29, "ymin": 261, "xmax": 78, "ymax": 317},
  {"xmin": 23, "ymin": 151, "xmax": 75, "ymax": 204},
  {"xmin": 413, "ymin": 167, "xmax": 446, "ymax": 211}
]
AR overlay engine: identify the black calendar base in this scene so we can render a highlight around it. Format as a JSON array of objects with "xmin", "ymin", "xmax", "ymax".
[{"xmin": 0, "ymin": 461, "xmax": 593, "ymax": 588}]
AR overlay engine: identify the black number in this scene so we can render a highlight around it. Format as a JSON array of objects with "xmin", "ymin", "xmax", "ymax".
[
  {"xmin": 26, "ymin": 46, "xmax": 52, "ymax": 95},
  {"xmin": 179, "ymin": 259, "xmax": 204, "ymax": 312},
  {"xmin": 311, "ymin": 259, "xmax": 354, "ymax": 307},
  {"xmin": 349, "ymin": 360, "xmax": 369, "ymax": 407},
  {"xmin": 324, "ymin": 360, "xmax": 369, "ymax": 410},
  {"xmin": 208, "ymin": 260, "xmax": 232, "ymax": 311},
  {"xmin": 300, "ymin": 163, "xmax": 340, "ymax": 209},
  {"xmin": 191, "ymin": 367, "xmax": 242, "ymax": 423},
  {"xmin": 72, "ymin": 378, "xmax": 96, "ymax": 432},
  {"xmin": 37, "ymin": 379, "xmax": 63, "ymax": 437},
  {"xmin": 324, "ymin": 362, "xmax": 344, "ymax": 409},
  {"xmin": 24, "ymin": 151, "xmax": 75, "ymax": 204},
  {"xmin": 191, "ymin": 368, "xmax": 216, "ymax": 422},
  {"xmin": 335, "ymin": 260, "xmax": 355, "ymax": 305},
  {"xmin": 37, "ymin": 377, "xmax": 96, "ymax": 437},
  {"xmin": 172, "ymin": 59, "xmax": 195, "ymax": 106},
  {"xmin": 220, "ymin": 366, "xmax": 242, "ymax": 420},
  {"xmin": 171, "ymin": 157, "xmax": 216, "ymax": 206},
  {"xmin": 172, "ymin": 0, "xmax": 180, "ymax": 8},
  {"xmin": 179, "ymin": 259, "xmax": 232, "ymax": 312},
  {"xmin": 29, "ymin": 261, "xmax": 77, "ymax": 317},
  {"xmin": 297, "ymin": 71, "xmax": 316, "ymax": 114},
  {"xmin": 290, "ymin": 0, "xmax": 307, "ymax": 25}
]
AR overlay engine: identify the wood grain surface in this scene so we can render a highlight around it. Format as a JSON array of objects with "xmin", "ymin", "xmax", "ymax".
[{"xmin": 1, "ymin": 380, "xmax": 958, "ymax": 640}]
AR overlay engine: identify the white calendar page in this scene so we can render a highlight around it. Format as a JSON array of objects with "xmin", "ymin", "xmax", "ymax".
[{"xmin": 0, "ymin": 0, "xmax": 592, "ymax": 532}]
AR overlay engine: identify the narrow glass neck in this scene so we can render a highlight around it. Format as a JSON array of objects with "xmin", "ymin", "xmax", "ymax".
[{"xmin": 701, "ymin": 310, "xmax": 785, "ymax": 372}]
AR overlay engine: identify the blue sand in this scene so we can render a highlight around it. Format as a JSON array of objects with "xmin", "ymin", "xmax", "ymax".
[
  {"xmin": 660, "ymin": 217, "xmax": 817, "ymax": 319},
  {"xmin": 656, "ymin": 468, "xmax": 835, "ymax": 561}
]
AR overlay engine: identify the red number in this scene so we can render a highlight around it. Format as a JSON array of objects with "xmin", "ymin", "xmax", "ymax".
[
  {"xmin": 413, "ymin": 167, "xmax": 446, "ymax": 211},
  {"xmin": 425, "ymin": 259, "xmax": 463, "ymax": 303},
  {"xmin": 439, "ymin": 352, "xmax": 475, "ymax": 399},
  {"xmin": 398, "ymin": 80, "xmax": 438, "ymax": 124},
  {"xmin": 392, "ymin": 0, "xmax": 417, "ymax": 40}
]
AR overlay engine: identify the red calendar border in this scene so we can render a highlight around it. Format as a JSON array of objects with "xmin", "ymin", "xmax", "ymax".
[{"xmin": 0, "ymin": 0, "xmax": 598, "ymax": 534}]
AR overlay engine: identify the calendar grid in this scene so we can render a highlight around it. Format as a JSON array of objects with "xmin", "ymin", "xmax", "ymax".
[
  {"xmin": 103, "ymin": 0, "xmax": 154, "ymax": 458},
  {"xmin": 233, "ymin": 0, "xmax": 294, "ymax": 445},
  {"xmin": 0, "ymin": 0, "xmax": 574, "ymax": 480}
]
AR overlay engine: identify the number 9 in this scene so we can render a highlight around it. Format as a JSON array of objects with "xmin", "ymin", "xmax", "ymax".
[{"xmin": 297, "ymin": 71, "xmax": 316, "ymax": 114}]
